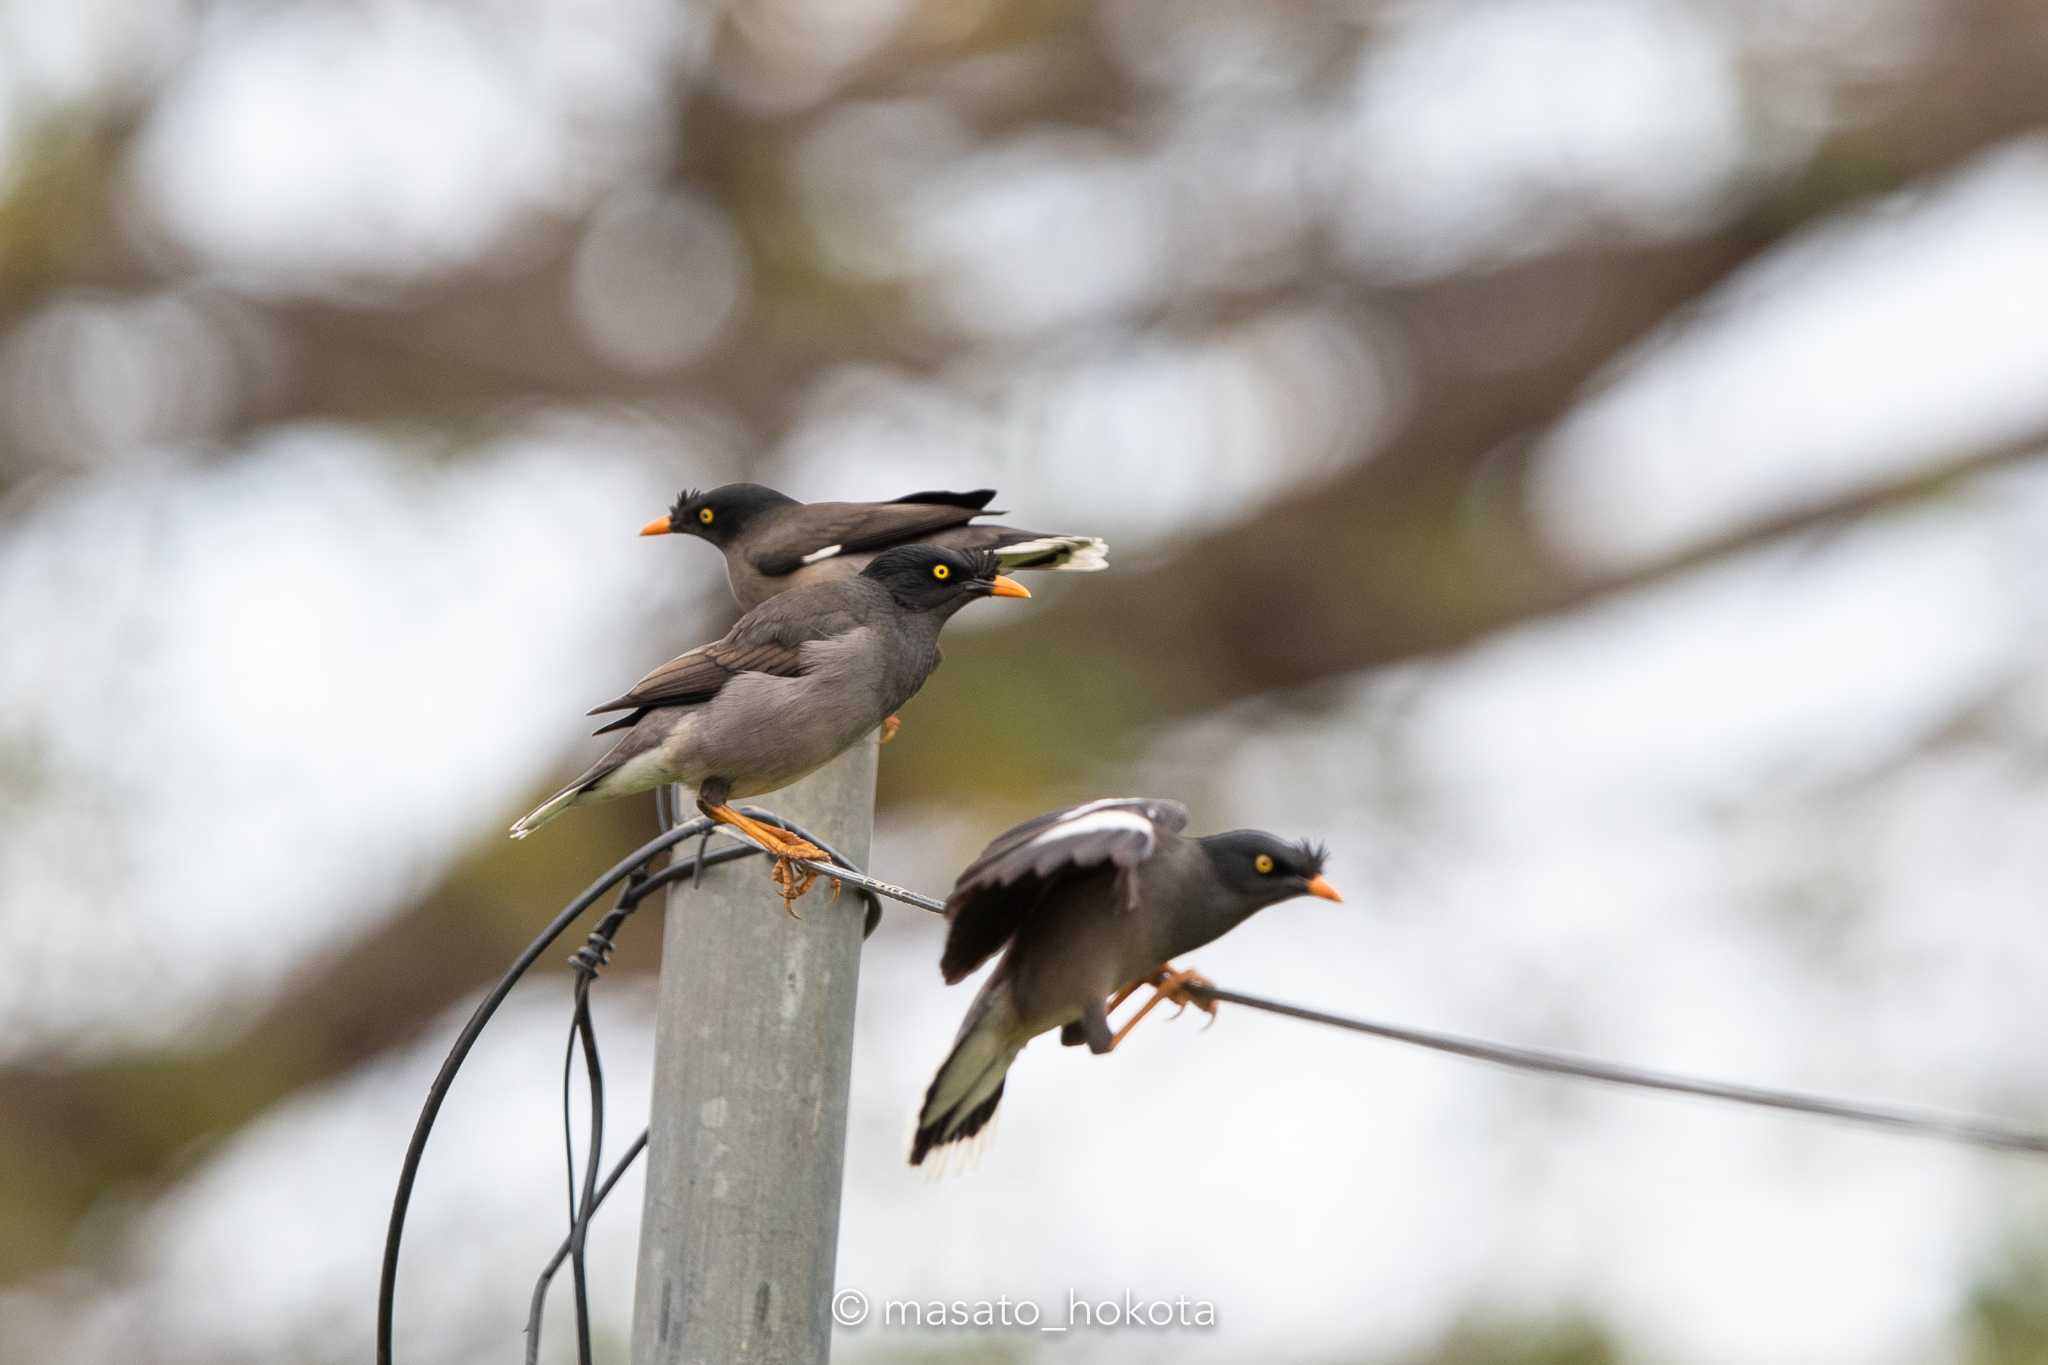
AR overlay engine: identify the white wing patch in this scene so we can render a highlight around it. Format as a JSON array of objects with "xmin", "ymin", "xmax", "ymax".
[
  {"xmin": 1027, "ymin": 808, "xmax": 1156, "ymax": 852},
  {"xmin": 1044, "ymin": 796, "xmax": 1159, "ymax": 823},
  {"xmin": 799, "ymin": 543, "xmax": 844, "ymax": 565}
]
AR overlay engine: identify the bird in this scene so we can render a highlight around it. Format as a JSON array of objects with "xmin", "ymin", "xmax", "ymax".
[
  {"xmin": 637, "ymin": 482, "xmax": 1108, "ymax": 612},
  {"xmin": 509, "ymin": 545, "xmax": 1032, "ymax": 903},
  {"xmin": 910, "ymin": 798, "xmax": 1340, "ymax": 1165}
]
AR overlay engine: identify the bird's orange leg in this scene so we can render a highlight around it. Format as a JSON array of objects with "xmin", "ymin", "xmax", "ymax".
[
  {"xmin": 1107, "ymin": 964, "xmax": 1219, "ymax": 1049},
  {"xmin": 698, "ymin": 801, "xmax": 841, "ymax": 913},
  {"xmin": 1107, "ymin": 970, "xmax": 1164, "ymax": 1014},
  {"xmin": 879, "ymin": 714, "xmax": 902, "ymax": 745}
]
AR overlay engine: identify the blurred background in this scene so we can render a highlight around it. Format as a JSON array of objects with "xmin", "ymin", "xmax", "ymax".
[{"xmin": 3, "ymin": 0, "xmax": 2048, "ymax": 1361}]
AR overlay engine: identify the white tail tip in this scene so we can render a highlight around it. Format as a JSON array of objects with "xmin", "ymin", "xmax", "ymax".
[
  {"xmin": 509, "ymin": 786, "xmax": 581, "ymax": 839},
  {"xmin": 997, "ymin": 535, "xmax": 1109, "ymax": 573}
]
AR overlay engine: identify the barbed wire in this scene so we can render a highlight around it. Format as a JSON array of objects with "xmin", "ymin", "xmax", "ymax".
[
  {"xmin": 379, "ymin": 810, "xmax": 2048, "ymax": 1365},
  {"xmin": 373, "ymin": 801, "xmax": 886, "ymax": 1365},
  {"xmin": 536, "ymin": 806, "xmax": 880, "ymax": 1365},
  {"xmin": 379, "ymin": 815, "xmax": 763, "ymax": 1365}
]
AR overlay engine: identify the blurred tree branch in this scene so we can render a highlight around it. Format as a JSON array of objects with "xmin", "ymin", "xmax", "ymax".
[
  {"xmin": 4, "ymin": 3, "xmax": 2044, "ymax": 475},
  {"xmin": 889, "ymin": 425, "xmax": 2048, "ymax": 804}
]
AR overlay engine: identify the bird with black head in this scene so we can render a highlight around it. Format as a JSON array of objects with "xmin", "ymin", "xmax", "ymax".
[
  {"xmin": 911, "ymin": 798, "xmax": 1341, "ymax": 1165},
  {"xmin": 510, "ymin": 545, "xmax": 1032, "ymax": 905},
  {"xmin": 641, "ymin": 482, "xmax": 1107, "ymax": 612}
]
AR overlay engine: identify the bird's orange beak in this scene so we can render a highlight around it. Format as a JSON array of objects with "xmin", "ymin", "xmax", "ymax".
[
  {"xmin": 988, "ymin": 575, "xmax": 1031, "ymax": 599},
  {"xmin": 1306, "ymin": 875, "xmax": 1342, "ymax": 903},
  {"xmin": 639, "ymin": 516, "xmax": 673, "ymax": 537}
]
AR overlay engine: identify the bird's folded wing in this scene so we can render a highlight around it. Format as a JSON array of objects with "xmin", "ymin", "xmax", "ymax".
[
  {"xmin": 939, "ymin": 798, "xmax": 1190, "ymax": 983},
  {"xmin": 886, "ymin": 488, "xmax": 998, "ymax": 511},
  {"xmin": 750, "ymin": 497, "xmax": 994, "ymax": 575},
  {"xmin": 586, "ymin": 608, "xmax": 853, "ymax": 715}
]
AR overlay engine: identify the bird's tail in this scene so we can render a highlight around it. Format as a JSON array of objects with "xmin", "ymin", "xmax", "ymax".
[
  {"xmin": 508, "ymin": 730, "xmax": 664, "ymax": 838},
  {"xmin": 509, "ymin": 780, "xmax": 585, "ymax": 839},
  {"xmin": 994, "ymin": 535, "xmax": 1109, "ymax": 573},
  {"xmin": 911, "ymin": 986, "xmax": 1026, "ymax": 1167}
]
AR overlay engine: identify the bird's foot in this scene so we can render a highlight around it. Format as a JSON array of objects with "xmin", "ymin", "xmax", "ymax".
[
  {"xmin": 1154, "ymin": 966, "xmax": 1219, "ymax": 1024},
  {"xmin": 1107, "ymin": 963, "xmax": 1217, "ymax": 1049},
  {"xmin": 878, "ymin": 714, "xmax": 902, "ymax": 745},
  {"xmin": 701, "ymin": 802, "xmax": 841, "ymax": 912},
  {"xmin": 766, "ymin": 841, "xmax": 841, "ymax": 912}
]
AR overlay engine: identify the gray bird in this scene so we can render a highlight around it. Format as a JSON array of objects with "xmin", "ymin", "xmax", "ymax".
[
  {"xmin": 638, "ymin": 483, "xmax": 1107, "ymax": 612},
  {"xmin": 911, "ymin": 798, "xmax": 1340, "ymax": 1165},
  {"xmin": 510, "ymin": 545, "xmax": 1031, "ymax": 901}
]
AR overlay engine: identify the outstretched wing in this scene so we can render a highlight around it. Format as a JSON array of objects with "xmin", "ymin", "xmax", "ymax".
[
  {"xmin": 939, "ymin": 798, "xmax": 1189, "ymax": 983},
  {"xmin": 750, "ymin": 494, "xmax": 996, "ymax": 577},
  {"xmin": 584, "ymin": 597, "xmax": 860, "ymax": 723}
]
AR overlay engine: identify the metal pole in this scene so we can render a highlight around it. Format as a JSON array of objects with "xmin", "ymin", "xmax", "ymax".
[{"xmin": 628, "ymin": 737, "xmax": 877, "ymax": 1365}]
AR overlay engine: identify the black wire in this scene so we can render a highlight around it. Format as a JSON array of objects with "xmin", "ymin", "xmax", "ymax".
[
  {"xmin": 561, "ymin": 794, "xmax": 676, "ymax": 1365},
  {"xmin": 530, "ymin": 812, "xmax": 881, "ymax": 1364},
  {"xmin": 563, "ymin": 871, "xmax": 646, "ymax": 1365},
  {"xmin": 1188, "ymin": 986, "xmax": 2048, "ymax": 1158},
  {"xmin": 382, "ymin": 803, "xmax": 878, "ymax": 1365},
  {"xmin": 556, "ymin": 1011, "xmax": 579, "ymax": 1305},
  {"xmin": 378, "ymin": 816, "xmax": 723, "ymax": 1365},
  {"xmin": 567, "ymin": 974, "xmax": 604, "ymax": 1365},
  {"xmin": 549, "ymin": 794, "xmax": 714, "ymax": 1365},
  {"xmin": 528, "ymin": 1130, "xmax": 648, "ymax": 1361},
  {"xmin": 524, "ymin": 842, "xmax": 757, "ymax": 1365}
]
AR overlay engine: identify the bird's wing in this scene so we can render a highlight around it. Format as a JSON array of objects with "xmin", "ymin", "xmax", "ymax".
[
  {"xmin": 749, "ymin": 497, "xmax": 995, "ymax": 576},
  {"xmin": 886, "ymin": 488, "xmax": 999, "ymax": 511},
  {"xmin": 939, "ymin": 798, "xmax": 1190, "ymax": 983},
  {"xmin": 585, "ymin": 600, "xmax": 860, "ymax": 716}
]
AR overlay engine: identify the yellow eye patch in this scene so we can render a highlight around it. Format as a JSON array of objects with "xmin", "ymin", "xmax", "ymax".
[
  {"xmin": 698, "ymin": 507, "xmax": 715, "ymax": 524},
  {"xmin": 932, "ymin": 563, "xmax": 950, "ymax": 580},
  {"xmin": 1254, "ymin": 853, "xmax": 1275, "ymax": 874}
]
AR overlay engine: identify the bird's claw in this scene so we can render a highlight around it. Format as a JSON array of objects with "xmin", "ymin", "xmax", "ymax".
[
  {"xmin": 1106, "ymin": 964, "xmax": 1218, "ymax": 1049},
  {"xmin": 765, "ymin": 838, "xmax": 836, "ymax": 912},
  {"xmin": 878, "ymin": 714, "xmax": 902, "ymax": 745},
  {"xmin": 700, "ymin": 803, "xmax": 842, "ymax": 912},
  {"xmin": 1156, "ymin": 967, "xmax": 1218, "ymax": 1021},
  {"xmin": 770, "ymin": 858, "xmax": 811, "ymax": 915}
]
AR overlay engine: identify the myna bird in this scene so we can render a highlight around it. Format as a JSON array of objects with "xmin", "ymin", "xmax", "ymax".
[
  {"xmin": 510, "ymin": 545, "xmax": 1032, "ymax": 901},
  {"xmin": 910, "ymin": 798, "xmax": 1340, "ymax": 1164},
  {"xmin": 638, "ymin": 483, "xmax": 1107, "ymax": 611}
]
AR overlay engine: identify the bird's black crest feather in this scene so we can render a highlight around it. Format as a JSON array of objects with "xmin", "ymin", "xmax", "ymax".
[
  {"xmin": 1294, "ymin": 839, "xmax": 1330, "ymax": 875},
  {"xmin": 668, "ymin": 487, "xmax": 703, "ymax": 521}
]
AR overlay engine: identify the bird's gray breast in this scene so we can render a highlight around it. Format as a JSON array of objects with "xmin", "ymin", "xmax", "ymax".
[{"xmin": 681, "ymin": 625, "xmax": 926, "ymax": 798}]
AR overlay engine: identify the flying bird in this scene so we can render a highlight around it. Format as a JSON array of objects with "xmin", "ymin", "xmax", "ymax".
[
  {"xmin": 638, "ymin": 483, "xmax": 1107, "ymax": 612},
  {"xmin": 510, "ymin": 545, "xmax": 1032, "ymax": 902},
  {"xmin": 911, "ymin": 798, "xmax": 1340, "ymax": 1165}
]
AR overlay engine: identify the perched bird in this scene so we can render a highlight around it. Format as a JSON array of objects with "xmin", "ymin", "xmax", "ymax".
[
  {"xmin": 510, "ymin": 545, "xmax": 1031, "ymax": 902},
  {"xmin": 638, "ymin": 482, "xmax": 1107, "ymax": 611},
  {"xmin": 911, "ymin": 798, "xmax": 1340, "ymax": 1165}
]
